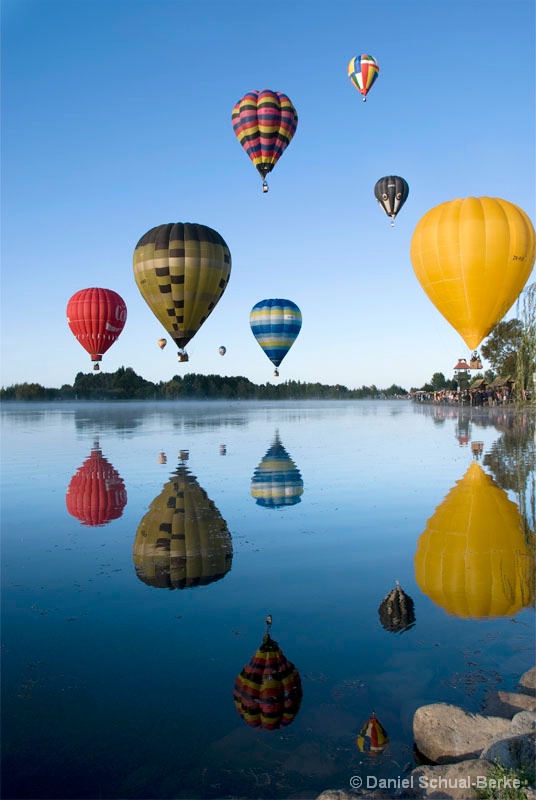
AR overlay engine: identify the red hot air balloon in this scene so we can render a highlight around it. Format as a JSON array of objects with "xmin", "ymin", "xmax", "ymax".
[
  {"xmin": 66, "ymin": 288, "xmax": 127, "ymax": 370},
  {"xmin": 66, "ymin": 441, "xmax": 127, "ymax": 526}
]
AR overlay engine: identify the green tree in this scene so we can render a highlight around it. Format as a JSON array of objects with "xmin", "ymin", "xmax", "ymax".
[
  {"xmin": 431, "ymin": 372, "xmax": 447, "ymax": 391},
  {"xmin": 481, "ymin": 319, "xmax": 525, "ymax": 378}
]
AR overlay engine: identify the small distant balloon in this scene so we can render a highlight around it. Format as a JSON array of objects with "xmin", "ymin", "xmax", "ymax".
[
  {"xmin": 374, "ymin": 176, "xmax": 409, "ymax": 225},
  {"xmin": 356, "ymin": 713, "xmax": 389, "ymax": 754},
  {"xmin": 348, "ymin": 54, "xmax": 380, "ymax": 101},
  {"xmin": 219, "ymin": 346, "xmax": 226, "ymax": 356},
  {"xmin": 157, "ymin": 338, "xmax": 167, "ymax": 350}
]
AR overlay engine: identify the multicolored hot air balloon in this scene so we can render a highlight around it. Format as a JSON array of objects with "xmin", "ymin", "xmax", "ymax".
[
  {"xmin": 414, "ymin": 462, "xmax": 535, "ymax": 618},
  {"xmin": 231, "ymin": 90, "xmax": 298, "ymax": 193},
  {"xmin": 157, "ymin": 338, "xmax": 167, "ymax": 350},
  {"xmin": 133, "ymin": 223, "xmax": 232, "ymax": 363},
  {"xmin": 233, "ymin": 616, "xmax": 302, "ymax": 730},
  {"xmin": 219, "ymin": 346, "xmax": 226, "ymax": 356},
  {"xmin": 251, "ymin": 432, "xmax": 304, "ymax": 508},
  {"xmin": 132, "ymin": 460, "xmax": 233, "ymax": 590},
  {"xmin": 348, "ymin": 54, "xmax": 380, "ymax": 101},
  {"xmin": 356, "ymin": 713, "xmax": 389, "ymax": 754},
  {"xmin": 378, "ymin": 581, "xmax": 416, "ymax": 634},
  {"xmin": 374, "ymin": 176, "xmax": 409, "ymax": 225},
  {"xmin": 410, "ymin": 197, "xmax": 536, "ymax": 349},
  {"xmin": 66, "ymin": 441, "xmax": 127, "ymax": 526},
  {"xmin": 250, "ymin": 299, "xmax": 302, "ymax": 376},
  {"xmin": 66, "ymin": 288, "xmax": 127, "ymax": 371}
]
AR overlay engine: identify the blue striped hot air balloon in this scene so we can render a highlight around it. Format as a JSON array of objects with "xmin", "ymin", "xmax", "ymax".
[{"xmin": 250, "ymin": 298, "xmax": 302, "ymax": 376}]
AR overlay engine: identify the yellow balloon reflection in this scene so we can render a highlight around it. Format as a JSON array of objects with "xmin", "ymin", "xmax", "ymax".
[
  {"xmin": 414, "ymin": 462, "xmax": 534, "ymax": 618},
  {"xmin": 133, "ymin": 461, "xmax": 233, "ymax": 589}
]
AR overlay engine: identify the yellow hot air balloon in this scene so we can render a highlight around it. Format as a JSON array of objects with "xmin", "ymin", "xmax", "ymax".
[
  {"xmin": 133, "ymin": 223, "xmax": 232, "ymax": 362},
  {"xmin": 410, "ymin": 197, "xmax": 535, "ymax": 349},
  {"xmin": 414, "ymin": 462, "xmax": 535, "ymax": 618}
]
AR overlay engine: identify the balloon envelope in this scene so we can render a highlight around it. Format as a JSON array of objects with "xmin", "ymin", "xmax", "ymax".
[
  {"xmin": 410, "ymin": 197, "xmax": 536, "ymax": 349},
  {"xmin": 132, "ymin": 462, "xmax": 233, "ymax": 589},
  {"xmin": 231, "ymin": 90, "xmax": 298, "ymax": 184},
  {"xmin": 250, "ymin": 299, "xmax": 302, "ymax": 369},
  {"xmin": 374, "ymin": 176, "xmax": 409, "ymax": 221},
  {"xmin": 66, "ymin": 288, "xmax": 127, "ymax": 363},
  {"xmin": 414, "ymin": 462, "xmax": 535, "ymax": 618},
  {"xmin": 348, "ymin": 54, "xmax": 380, "ymax": 99},
  {"xmin": 219, "ymin": 346, "xmax": 226, "ymax": 356},
  {"xmin": 251, "ymin": 432, "xmax": 304, "ymax": 507},
  {"xmin": 233, "ymin": 631, "xmax": 302, "ymax": 730},
  {"xmin": 356, "ymin": 714, "xmax": 389, "ymax": 754},
  {"xmin": 133, "ymin": 223, "xmax": 232, "ymax": 352},
  {"xmin": 157, "ymin": 338, "xmax": 167, "ymax": 350},
  {"xmin": 66, "ymin": 442, "xmax": 127, "ymax": 526}
]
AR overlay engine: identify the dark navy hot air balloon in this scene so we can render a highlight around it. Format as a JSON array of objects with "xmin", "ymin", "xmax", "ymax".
[{"xmin": 374, "ymin": 176, "xmax": 409, "ymax": 226}]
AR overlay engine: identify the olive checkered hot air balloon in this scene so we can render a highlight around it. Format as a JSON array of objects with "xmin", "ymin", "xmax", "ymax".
[
  {"xmin": 251, "ymin": 432, "xmax": 304, "ymax": 508},
  {"xmin": 250, "ymin": 299, "xmax": 302, "ymax": 377},
  {"xmin": 233, "ymin": 618, "xmax": 302, "ymax": 730},
  {"xmin": 132, "ymin": 460, "xmax": 233, "ymax": 590},
  {"xmin": 232, "ymin": 90, "xmax": 298, "ymax": 193},
  {"xmin": 133, "ymin": 223, "xmax": 231, "ymax": 363}
]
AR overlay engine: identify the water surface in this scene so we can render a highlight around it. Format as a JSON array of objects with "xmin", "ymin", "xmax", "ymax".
[{"xmin": 2, "ymin": 400, "xmax": 534, "ymax": 799}]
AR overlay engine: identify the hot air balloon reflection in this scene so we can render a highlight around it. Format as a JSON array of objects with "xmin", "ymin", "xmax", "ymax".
[
  {"xmin": 66, "ymin": 288, "xmax": 127, "ymax": 371},
  {"xmin": 410, "ymin": 197, "xmax": 535, "ymax": 350},
  {"xmin": 414, "ymin": 462, "xmax": 535, "ymax": 618},
  {"xmin": 133, "ymin": 223, "xmax": 232, "ymax": 364},
  {"xmin": 233, "ymin": 616, "xmax": 302, "ymax": 730},
  {"xmin": 219, "ymin": 346, "xmax": 226, "ymax": 356},
  {"xmin": 158, "ymin": 452, "xmax": 167, "ymax": 465},
  {"xmin": 378, "ymin": 581, "xmax": 416, "ymax": 634},
  {"xmin": 356, "ymin": 713, "xmax": 389, "ymax": 754},
  {"xmin": 157, "ymin": 338, "xmax": 167, "ymax": 350},
  {"xmin": 348, "ymin": 54, "xmax": 380, "ymax": 101},
  {"xmin": 132, "ymin": 459, "xmax": 233, "ymax": 589},
  {"xmin": 232, "ymin": 90, "xmax": 298, "ymax": 193},
  {"xmin": 66, "ymin": 440, "xmax": 127, "ymax": 526},
  {"xmin": 374, "ymin": 176, "xmax": 409, "ymax": 226},
  {"xmin": 251, "ymin": 432, "xmax": 304, "ymax": 507},
  {"xmin": 250, "ymin": 299, "xmax": 302, "ymax": 377}
]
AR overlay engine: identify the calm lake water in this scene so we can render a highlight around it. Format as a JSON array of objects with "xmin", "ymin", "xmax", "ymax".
[{"xmin": 1, "ymin": 400, "xmax": 535, "ymax": 800}]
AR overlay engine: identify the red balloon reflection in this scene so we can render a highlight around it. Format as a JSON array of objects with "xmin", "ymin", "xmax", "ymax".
[{"xmin": 66, "ymin": 441, "xmax": 127, "ymax": 526}]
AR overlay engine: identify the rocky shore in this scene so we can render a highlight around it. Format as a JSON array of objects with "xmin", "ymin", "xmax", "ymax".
[{"xmin": 317, "ymin": 666, "xmax": 536, "ymax": 800}]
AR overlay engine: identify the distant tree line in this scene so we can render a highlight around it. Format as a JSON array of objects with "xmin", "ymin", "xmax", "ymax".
[{"xmin": 0, "ymin": 367, "xmax": 410, "ymax": 401}]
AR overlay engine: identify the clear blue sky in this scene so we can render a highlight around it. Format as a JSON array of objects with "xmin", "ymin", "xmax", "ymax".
[{"xmin": 2, "ymin": 0, "xmax": 535, "ymax": 391}]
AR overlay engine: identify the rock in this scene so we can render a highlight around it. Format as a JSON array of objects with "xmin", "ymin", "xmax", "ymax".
[
  {"xmin": 481, "ymin": 690, "xmax": 536, "ymax": 718},
  {"xmin": 398, "ymin": 759, "xmax": 493, "ymax": 799},
  {"xmin": 481, "ymin": 731, "xmax": 536, "ymax": 771},
  {"xmin": 518, "ymin": 667, "xmax": 536, "ymax": 697},
  {"xmin": 413, "ymin": 703, "xmax": 511, "ymax": 764},
  {"xmin": 510, "ymin": 710, "xmax": 536, "ymax": 734}
]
